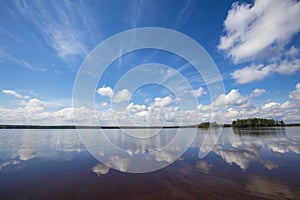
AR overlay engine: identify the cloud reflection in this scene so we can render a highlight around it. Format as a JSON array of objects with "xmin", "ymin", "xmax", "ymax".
[
  {"xmin": 92, "ymin": 164, "xmax": 110, "ymax": 177},
  {"xmin": 247, "ymin": 176, "xmax": 294, "ymax": 199},
  {"xmin": 18, "ymin": 148, "xmax": 37, "ymax": 161},
  {"xmin": 195, "ymin": 160, "xmax": 212, "ymax": 173},
  {"xmin": 211, "ymin": 128, "xmax": 300, "ymax": 171},
  {"xmin": 0, "ymin": 162, "xmax": 10, "ymax": 171}
]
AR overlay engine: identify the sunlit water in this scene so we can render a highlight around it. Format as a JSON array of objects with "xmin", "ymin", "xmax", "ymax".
[{"xmin": 0, "ymin": 128, "xmax": 299, "ymax": 199}]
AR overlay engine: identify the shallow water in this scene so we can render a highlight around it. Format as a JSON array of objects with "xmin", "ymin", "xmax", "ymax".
[{"xmin": 0, "ymin": 127, "xmax": 299, "ymax": 199}]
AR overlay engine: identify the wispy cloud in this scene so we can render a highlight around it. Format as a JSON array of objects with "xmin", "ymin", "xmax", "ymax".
[
  {"xmin": 3, "ymin": 89, "xmax": 30, "ymax": 99},
  {"xmin": 127, "ymin": 0, "xmax": 145, "ymax": 27},
  {"xmin": 175, "ymin": 0, "xmax": 197, "ymax": 27},
  {"xmin": 14, "ymin": 0, "xmax": 98, "ymax": 64},
  {"xmin": 0, "ymin": 48, "xmax": 41, "ymax": 71}
]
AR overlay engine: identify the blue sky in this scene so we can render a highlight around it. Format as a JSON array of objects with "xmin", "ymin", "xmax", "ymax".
[{"xmin": 0, "ymin": 0, "xmax": 300, "ymax": 125}]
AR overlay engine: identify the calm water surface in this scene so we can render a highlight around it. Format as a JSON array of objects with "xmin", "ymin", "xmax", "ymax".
[{"xmin": 0, "ymin": 128, "xmax": 299, "ymax": 199}]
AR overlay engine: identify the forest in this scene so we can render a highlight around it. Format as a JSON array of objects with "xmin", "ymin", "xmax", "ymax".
[{"xmin": 232, "ymin": 118, "xmax": 285, "ymax": 128}]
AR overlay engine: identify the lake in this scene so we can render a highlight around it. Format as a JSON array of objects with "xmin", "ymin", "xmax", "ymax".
[{"xmin": 0, "ymin": 127, "xmax": 299, "ymax": 199}]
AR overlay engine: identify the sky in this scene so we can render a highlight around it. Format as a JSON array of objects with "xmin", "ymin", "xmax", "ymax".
[{"xmin": 0, "ymin": 0, "xmax": 300, "ymax": 125}]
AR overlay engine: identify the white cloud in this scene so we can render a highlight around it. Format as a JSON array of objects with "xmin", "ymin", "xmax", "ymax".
[
  {"xmin": 45, "ymin": 28, "xmax": 87, "ymax": 59},
  {"xmin": 251, "ymin": 89, "xmax": 266, "ymax": 97},
  {"xmin": 231, "ymin": 60, "xmax": 300, "ymax": 84},
  {"xmin": 214, "ymin": 89, "xmax": 248, "ymax": 106},
  {"xmin": 289, "ymin": 83, "xmax": 300, "ymax": 101},
  {"xmin": 125, "ymin": 98, "xmax": 182, "ymax": 125},
  {"xmin": 1, "ymin": 83, "xmax": 300, "ymax": 125},
  {"xmin": 43, "ymin": 98, "xmax": 72, "ymax": 108},
  {"xmin": 25, "ymin": 98, "xmax": 44, "ymax": 112},
  {"xmin": 262, "ymin": 102, "xmax": 280, "ymax": 110},
  {"xmin": 127, "ymin": 103, "xmax": 147, "ymax": 113},
  {"xmin": 276, "ymin": 59, "xmax": 300, "ymax": 75},
  {"xmin": 219, "ymin": 0, "xmax": 300, "ymax": 63},
  {"xmin": 280, "ymin": 101, "xmax": 295, "ymax": 109},
  {"xmin": 112, "ymin": 89, "xmax": 131, "ymax": 103},
  {"xmin": 101, "ymin": 102, "xmax": 108, "ymax": 107},
  {"xmin": 13, "ymin": 1, "xmax": 98, "ymax": 64},
  {"xmin": 196, "ymin": 83, "xmax": 300, "ymax": 124},
  {"xmin": 231, "ymin": 64, "xmax": 275, "ymax": 84},
  {"xmin": 197, "ymin": 104, "xmax": 211, "ymax": 111},
  {"xmin": 97, "ymin": 86, "xmax": 114, "ymax": 98},
  {"xmin": 152, "ymin": 96, "xmax": 175, "ymax": 107},
  {"xmin": 3, "ymin": 89, "xmax": 30, "ymax": 99},
  {"xmin": 191, "ymin": 87, "xmax": 207, "ymax": 97},
  {"xmin": 0, "ymin": 49, "xmax": 42, "ymax": 71},
  {"xmin": 220, "ymin": 0, "xmax": 300, "ymax": 84}
]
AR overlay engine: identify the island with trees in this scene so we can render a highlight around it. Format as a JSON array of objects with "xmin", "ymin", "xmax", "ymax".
[{"xmin": 232, "ymin": 118, "xmax": 285, "ymax": 128}]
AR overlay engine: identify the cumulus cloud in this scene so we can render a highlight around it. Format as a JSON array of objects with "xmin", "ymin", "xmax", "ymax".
[
  {"xmin": 220, "ymin": 0, "xmax": 300, "ymax": 84},
  {"xmin": 112, "ymin": 89, "xmax": 131, "ymax": 103},
  {"xmin": 231, "ymin": 64, "xmax": 275, "ymax": 84},
  {"xmin": 262, "ymin": 102, "xmax": 280, "ymax": 110},
  {"xmin": 127, "ymin": 103, "xmax": 147, "ymax": 113},
  {"xmin": 231, "ymin": 61, "xmax": 300, "ymax": 84},
  {"xmin": 214, "ymin": 89, "xmax": 248, "ymax": 106},
  {"xmin": 219, "ymin": 0, "xmax": 300, "ymax": 62},
  {"xmin": 196, "ymin": 83, "xmax": 300, "ymax": 123},
  {"xmin": 276, "ymin": 59, "xmax": 300, "ymax": 75},
  {"xmin": 289, "ymin": 83, "xmax": 300, "ymax": 101},
  {"xmin": 25, "ymin": 98, "xmax": 44, "ymax": 112},
  {"xmin": 3, "ymin": 89, "xmax": 30, "ymax": 99},
  {"xmin": 97, "ymin": 86, "xmax": 114, "ymax": 98},
  {"xmin": 124, "ymin": 96, "xmax": 182, "ymax": 125},
  {"xmin": 1, "ymin": 83, "xmax": 300, "ymax": 125},
  {"xmin": 191, "ymin": 87, "xmax": 207, "ymax": 97},
  {"xmin": 197, "ymin": 104, "xmax": 211, "ymax": 111},
  {"xmin": 251, "ymin": 88, "xmax": 266, "ymax": 97},
  {"xmin": 152, "ymin": 96, "xmax": 175, "ymax": 107},
  {"xmin": 101, "ymin": 102, "xmax": 108, "ymax": 107},
  {"xmin": 280, "ymin": 101, "xmax": 295, "ymax": 109}
]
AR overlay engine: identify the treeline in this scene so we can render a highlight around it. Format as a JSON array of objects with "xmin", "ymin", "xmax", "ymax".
[
  {"xmin": 232, "ymin": 118, "xmax": 285, "ymax": 128},
  {"xmin": 0, "ymin": 125, "xmax": 181, "ymax": 129},
  {"xmin": 196, "ymin": 122, "xmax": 220, "ymax": 128}
]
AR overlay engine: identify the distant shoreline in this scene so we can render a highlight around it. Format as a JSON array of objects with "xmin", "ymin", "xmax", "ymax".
[
  {"xmin": 0, "ymin": 125, "xmax": 193, "ymax": 129},
  {"xmin": 0, "ymin": 124, "xmax": 299, "ymax": 129}
]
